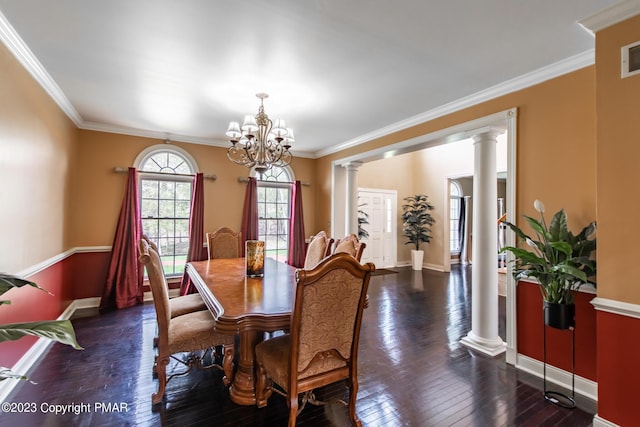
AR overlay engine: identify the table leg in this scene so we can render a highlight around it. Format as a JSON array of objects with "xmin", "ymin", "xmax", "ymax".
[{"xmin": 229, "ymin": 330, "xmax": 272, "ymax": 405}]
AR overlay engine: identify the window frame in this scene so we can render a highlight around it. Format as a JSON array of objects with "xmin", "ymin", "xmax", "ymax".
[
  {"xmin": 450, "ymin": 180, "xmax": 463, "ymax": 254},
  {"xmin": 136, "ymin": 145, "xmax": 198, "ymax": 278},
  {"xmin": 252, "ymin": 166, "xmax": 295, "ymax": 263}
]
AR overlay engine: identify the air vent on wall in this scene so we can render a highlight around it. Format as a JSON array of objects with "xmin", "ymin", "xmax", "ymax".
[{"xmin": 621, "ymin": 40, "xmax": 640, "ymax": 78}]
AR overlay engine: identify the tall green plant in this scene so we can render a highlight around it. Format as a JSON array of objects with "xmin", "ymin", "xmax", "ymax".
[
  {"xmin": 401, "ymin": 194, "xmax": 435, "ymax": 251},
  {"xmin": 500, "ymin": 200, "xmax": 596, "ymax": 304},
  {"xmin": 0, "ymin": 273, "xmax": 83, "ymax": 381}
]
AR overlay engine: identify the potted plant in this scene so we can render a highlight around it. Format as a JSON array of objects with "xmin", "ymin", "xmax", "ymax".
[
  {"xmin": 1, "ymin": 273, "xmax": 82, "ymax": 381},
  {"xmin": 401, "ymin": 194, "xmax": 435, "ymax": 270},
  {"xmin": 357, "ymin": 200, "xmax": 369, "ymax": 240},
  {"xmin": 500, "ymin": 200, "xmax": 596, "ymax": 329}
]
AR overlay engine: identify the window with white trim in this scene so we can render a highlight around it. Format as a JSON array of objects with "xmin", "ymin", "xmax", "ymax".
[
  {"xmin": 252, "ymin": 166, "xmax": 293, "ymax": 263},
  {"xmin": 137, "ymin": 147, "xmax": 196, "ymax": 277},
  {"xmin": 450, "ymin": 180, "xmax": 463, "ymax": 254}
]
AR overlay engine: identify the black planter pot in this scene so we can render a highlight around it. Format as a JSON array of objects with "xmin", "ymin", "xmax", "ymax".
[{"xmin": 543, "ymin": 301, "xmax": 575, "ymax": 330}]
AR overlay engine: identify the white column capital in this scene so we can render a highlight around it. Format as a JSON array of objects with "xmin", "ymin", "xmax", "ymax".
[
  {"xmin": 342, "ymin": 161, "xmax": 363, "ymax": 171},
  {"xmin": 470, "ymin": 127, "xmax": 502, "ymax": 145}
]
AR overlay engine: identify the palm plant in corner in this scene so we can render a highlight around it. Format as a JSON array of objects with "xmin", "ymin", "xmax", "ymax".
[
  {"xmin": 401, "ymin": 194, "xmax": 435, "ymax": 271},
  {"xmin": 0, "ymin": 274, "xmax": 82, "ymax": 381},
  {"xmin": 500, "ymin": 200, "xmax": 596, "ymax": 329}
]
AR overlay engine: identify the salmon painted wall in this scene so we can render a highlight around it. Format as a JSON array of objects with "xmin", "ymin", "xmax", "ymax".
[
  {"xmin": 594, "ymin": 13, "xmax": 640, "ymax": 426},
  {"xmin": 0, "ymin": 42, "xmax": 77, "ymax": 367},
  {"xmin": 315, "ymin": 68, "xmax": 597, "ymax": 264},
  {"xmin": 70, "ymin": 131, "xmax": 316, "ymax": 248}
]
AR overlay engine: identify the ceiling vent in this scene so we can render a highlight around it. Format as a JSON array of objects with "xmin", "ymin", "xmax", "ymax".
[{"xmin": 621, "ymin": 40, "xmax": 640, "ymax": 78}]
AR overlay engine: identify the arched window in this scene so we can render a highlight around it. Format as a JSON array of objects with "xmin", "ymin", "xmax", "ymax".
[
  {"xmin": 252, "ymin": 166, "xmax": 294, "ymax": 262},
  {"xmin": 450, "ymin": 180, "xmax": 463, "ymax": 253},
  {"xmin": 136, "ymin": 146, "xmax": 197, "ymax": 277}
]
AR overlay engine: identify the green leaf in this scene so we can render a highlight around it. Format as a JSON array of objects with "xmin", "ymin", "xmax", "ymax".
[
  {"xmin": 549, "ymin": 209, "xmax": 568, "ymax": 241},
  {"xmin": 0, "ymin": 320, "xmax": 83, "ymax": 350},
  {"xmin": 523, "ymin": 215, "xmax": 549, "ymax": 240},
  {"xmin": 549, "ymin": 241, "xmax": 572, "ymax": 256},
  {"xmin": 0, "ymin": 367, "xmax": 30, "ymax": 382},
  {"xmin": 0, "ymin": 273, "xmax": 52, "ymax": 298}
]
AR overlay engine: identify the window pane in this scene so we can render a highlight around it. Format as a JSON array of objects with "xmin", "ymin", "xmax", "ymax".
[
  {"xmin": 265, "ymin": 187, "xmax": 277, "ymax": 203},
  {"xmin": 141, "ymin": 180, "xmax": 158, "ymax": 198},
  {"xmin": 175, "ymin": 183, "xmax": 191, "ymax": 200},
  {"xmin": 159, "ymin": 199, "xmax": 175, "ymax": 218},
  {"xmin": 175, "ymin": 219, "xmax": 189, "ymax": 237},
  {"xmin": 141, "ymin": 199, "xmax": 158, "ymax": 218},
  {"xmin": 175, "ymin": 200, "xmax": 190, "ymax": 218},
  {"xmin": 159, "ymin": 181, "xmax": 175, "ymax": 199}
]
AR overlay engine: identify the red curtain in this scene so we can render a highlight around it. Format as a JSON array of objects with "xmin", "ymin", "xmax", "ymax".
[
  {"xmin": 241, "ymin": 177, "xmax": 258, "ymax": 256},
  {"xmin": 287, "ymin": 180, "xmax": 306, "ymax": 267},
  {"xmin": 100, "ymin": 167, "xmax": 143, "ymax": 311},
  {"xmin": 180, "ymin": 173, "xmax": 205, "ymax": 295}
]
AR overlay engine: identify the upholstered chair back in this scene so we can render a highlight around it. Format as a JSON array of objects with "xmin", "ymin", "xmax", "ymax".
[
  {"xmin": 138, "ymin": 239, "xmax": 171, "ymax": 342},
  {"xmin": 303, "ymin": 231, "xmax": 334, "ymax": 270},
  {"xmin": 294, "ymin": 253, "xmax": 371, "ymax": 377},
  {"xmin": 333, "ymin": 233, "xmax": 366, "ymax": 262},
  {"xmin": 206, "ymin": 227, "xmax": 242, "ymax": 259}
]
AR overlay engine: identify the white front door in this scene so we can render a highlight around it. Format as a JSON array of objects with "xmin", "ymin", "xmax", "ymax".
[{"xmin": 358, "ymin": 189, "xmax": 397, "ymax": 268}]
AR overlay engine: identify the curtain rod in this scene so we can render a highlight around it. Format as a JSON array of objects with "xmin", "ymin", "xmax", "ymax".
[
  {"xmin": 237, "ymin": 177, "xmax": 310, "ymax": 187},
  {"xmin": 113, "ymin": 167, "xmax": 217, "ymax": 181}
]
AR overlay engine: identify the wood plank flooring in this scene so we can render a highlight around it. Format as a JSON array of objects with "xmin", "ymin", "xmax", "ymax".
[{"xmin": 1, "ymin": 265, "xmax": 596, "ymax": 426}]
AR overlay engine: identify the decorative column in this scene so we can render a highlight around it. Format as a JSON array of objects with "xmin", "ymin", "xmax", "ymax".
[
  {"xmin": 461, "ymin": 129, "xmax": 506, "ymax": 356},
  {"xmin": 343, "ymin": 162, "xmax": 362, "ymax": 236}
]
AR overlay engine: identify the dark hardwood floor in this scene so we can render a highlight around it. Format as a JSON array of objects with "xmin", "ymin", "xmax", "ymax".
[{"xmin": 1, "ymin": 265, "xmax": 596, "ymax": 426}]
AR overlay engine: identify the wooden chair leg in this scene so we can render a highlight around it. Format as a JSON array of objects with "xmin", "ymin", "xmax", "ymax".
[
  {"xmin": 152, "ymin": 356, "xmax": 170, "ymax": 405},
  {"xmin": 288, "ymin": 395, "xmax": 299, "ymax": 427},
  {"xmin": 347, "ymin": 377, "xmax": 361, "ymax": 427},
  {"xmin": 221, "ymin": 344, "xmax": 235, "ymax": 386}
]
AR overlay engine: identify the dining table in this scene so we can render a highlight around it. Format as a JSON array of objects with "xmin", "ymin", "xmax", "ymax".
[{"xmin": 186, "ymin": 257, "xmax": 296, "ymax": 406}]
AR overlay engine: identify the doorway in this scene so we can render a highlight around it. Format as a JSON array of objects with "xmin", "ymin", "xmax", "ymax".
[{"xmin": 358, "ymin": 188, "xmax": 397, "ymax": 268}]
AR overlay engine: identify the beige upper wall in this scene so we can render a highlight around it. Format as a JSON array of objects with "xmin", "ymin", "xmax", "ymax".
[
  {"xmin": 0, "ymin": 42, "xmax": 77, "ymax": 273},
  {"xmin": 315, "ymin": 67, "xmax": 597, "ymax": 270},
  {"xmin": 69, "ymin": 130, "xmax": 317, "ymax": 247},
  {"xmin": 595, "ymin": 14, "xmax": 640, "ymax": 303}
]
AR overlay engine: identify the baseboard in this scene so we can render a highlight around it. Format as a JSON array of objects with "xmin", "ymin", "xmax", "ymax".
[
  {"xmin": 516, "ymin": 354, "xmax": 597, "ymax": 401},
  {"xmin": 396, "ymin": 261, "xmax": 446, "ymax": 272},
  {"xmin": 593, "ymin": 414, "xmax": 620, "ymax": 427}
]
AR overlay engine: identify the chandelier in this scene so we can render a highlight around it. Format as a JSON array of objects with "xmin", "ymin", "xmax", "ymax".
[{"xmin": 226, "ymin": 93, "xmax": 294, "ymax": 175}]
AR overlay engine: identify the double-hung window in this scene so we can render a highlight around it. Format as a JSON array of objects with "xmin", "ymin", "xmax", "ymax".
[
  {"xmin": 138, "ymin": 147, "xmax": 196, "ymax": 277},
  {"xmin": 253, "ymin": 166, "xmax": 293, "ymax": 263}
]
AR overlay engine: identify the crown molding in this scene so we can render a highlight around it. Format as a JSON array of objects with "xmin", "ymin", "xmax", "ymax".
[
  {"xmin": 0, "ymin": 10, "xmax": 83, "ymax": 126},
  {"xmin": 579, "ymin": 0, "xmax": 640, "ymax": 35},
  {"xmin": 315, "ymin": 50, "xmax": 595, "ymax": 158}
]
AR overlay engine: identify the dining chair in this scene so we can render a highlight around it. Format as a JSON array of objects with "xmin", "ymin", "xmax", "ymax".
[
  {"xmin": 138, "ymin": 239, "xmax": 235, "ymax": 405},
  {"xmin": 303, "ymin": 230, "xmax": 334, "ymax": 270},
  {"xmin": 206, "ymin": 227, "xmax": 242, "ymax": 259},
  {"xmin": 255, "ymin": 253, "xmax": 375, "ymax": 427},
  {"xmin": 333, "ymin": 233, "xmax": 366, "ymax": 262},
  {"xmin": 141, "ymin": 234, "xmax": 206, "ymax": 319}
]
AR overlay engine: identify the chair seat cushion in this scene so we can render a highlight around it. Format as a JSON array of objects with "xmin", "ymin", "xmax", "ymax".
[
  {"xmin": 255, "ymin": 334, "xmax": 347, "ymax": 391},
  {"xmin": 169, "ymin": 293, "xmax": 207, "ymax": 318},
  {"xmin": 168, "ymin": 310, "xmax": 234, "ymax": 354}
]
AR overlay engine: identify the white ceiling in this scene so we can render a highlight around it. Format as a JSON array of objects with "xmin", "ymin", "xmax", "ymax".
[{"xmin": 0, "ymin": 1, "xmax": 618, "ymax": 158}]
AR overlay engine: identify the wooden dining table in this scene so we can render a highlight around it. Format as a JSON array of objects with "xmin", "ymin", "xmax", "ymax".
[{"xmin": 186, "ymin": 257, "xmax": 296, "ymax": 405}]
